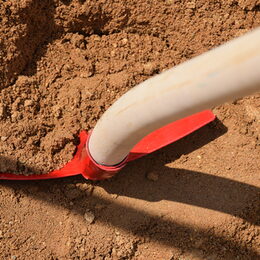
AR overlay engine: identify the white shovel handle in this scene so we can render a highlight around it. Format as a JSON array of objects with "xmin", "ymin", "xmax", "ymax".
[{"xmin": 88, "ymin": 28, "xmax": 260, "ymax": 166}]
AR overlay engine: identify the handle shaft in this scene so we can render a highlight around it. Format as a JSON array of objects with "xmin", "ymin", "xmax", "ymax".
[{"xmin": 89, "ymin": 28, "xmax": 260, "ymax": 166}]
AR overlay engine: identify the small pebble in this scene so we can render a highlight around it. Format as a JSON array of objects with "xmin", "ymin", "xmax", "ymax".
[
  {"xmin": 143, "ymin": 62, "xmax": 158, "ymax": 75},
  {"xmin": 24, "ymin": 99, "xmax": 33, "ymax": 107},
  {"xmin": 84, "ymin": 210, "xmax": 95, "ymax": 224},
  {"xmin": 81, "ymin": 183, "xmax": 89, "ymax": 190},
  {"xmin": 186, "ymin": 1, "xmax": 196, "ymax": 9},
  {"xmin": 111, "ymin": 50, "xmax": 116, "ymax": 57},
  {"xmin": 111, "ymin": 194, "xmax": 119, "ymax": 199},
  {"xmin": 1, "ymin": 136, "xmax": 8, "ymax": 141},
  {"xmin": 146, "ymin": 172, "xmax": 159, "ymax": 181},
  {"xmin": 64, "ymin": 64, "xmax": 71, "ymax": 71},
  {"xmin": 80, "ymin": 70, "xmax": 93, "ymax": 78},
  {"xmin": 11, "ymin": 112, "xmax": 18, "ymax": 121},
  {"xmin": 121, "ymin": 38, "xmax": 128, "ymax": 45}
]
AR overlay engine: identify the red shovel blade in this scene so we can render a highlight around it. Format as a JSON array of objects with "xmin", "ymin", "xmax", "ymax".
[
  {"xmin": 127, "ymin": 110, "xmax": 215, "ymax": 161},
  {"xmin": 0, "ymin": 110, "xmax": 215, "ymax": 180}
]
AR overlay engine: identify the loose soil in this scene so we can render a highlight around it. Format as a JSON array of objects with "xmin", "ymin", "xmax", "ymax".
[{"xmin": 0, "ymin": 0, "xmax": 259, "ymax": 259}]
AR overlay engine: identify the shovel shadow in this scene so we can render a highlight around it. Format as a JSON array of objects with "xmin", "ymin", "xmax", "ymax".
[
  {"xmin": 99, "ymin": 118, "xmax": 259, "ymax": 225},
  {"xmin": 0, "ymin": 172, "xmax": 259, "ymax": 258}
]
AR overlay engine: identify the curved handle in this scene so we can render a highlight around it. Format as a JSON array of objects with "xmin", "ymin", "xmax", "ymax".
[{"xmin": 89, "ymin": 28, "xmax": 260, "ymax": 166}]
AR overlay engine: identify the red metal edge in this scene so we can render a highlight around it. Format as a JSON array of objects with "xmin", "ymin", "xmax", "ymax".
[{"xmin": 127, "ymin": 110, "xmax": 215, "ymax": 161}]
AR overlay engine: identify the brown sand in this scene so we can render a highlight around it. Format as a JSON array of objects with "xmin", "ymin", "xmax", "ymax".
[
  {"xmin": 0, "ymin": 0, "xmax": 259, "ymax": 259},
  {"xmin": 1, "ymin": 0, "xmax": 259, "ymax": 174}
]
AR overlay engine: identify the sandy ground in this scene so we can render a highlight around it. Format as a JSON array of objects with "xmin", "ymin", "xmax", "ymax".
[{"xmin": 0, "ymin": 0, "xmax": 259, "ymax": 259}]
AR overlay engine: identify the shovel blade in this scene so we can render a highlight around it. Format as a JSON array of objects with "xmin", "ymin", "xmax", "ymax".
[
  {"xmin": 0, "ymin": 110, "xmax": 215, "ymax": 180},
  {"xmin": 127, "ymin": 110, "xmax": 215, "ymax": 162}
]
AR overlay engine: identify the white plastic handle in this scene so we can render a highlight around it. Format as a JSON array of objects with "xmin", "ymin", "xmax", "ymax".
[{"xmin": 88, "ymin": 28, "xmax": 260, "ymax": 166}]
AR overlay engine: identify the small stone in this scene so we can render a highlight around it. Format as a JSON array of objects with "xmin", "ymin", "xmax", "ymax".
[
  {"xmin": 0, "ymin": 230, "xmax": 3, "ymax": 238},
  {"xmin": 76, "ymin": 182, "xmax": 88, "ymax": 190},
  {"xmin": 11, "ymin": 111, "xmax": 18, "ymax": 121},
  {"xmin": 76, "ymin": 183, "xmax": 93, "ymax": 195},
  {"xmin": 24, "ymin": 99, "xmax": 33, "ymax": 107},
  {"xmin": 69, "ymin": 201, "xmax": 74, "ymax": 206},
  {"xmin": 147, "ymin": 172, "xmax": 159, "ymax": 181},
  {"xmin": 84, "ymin": 210, "xmax": 95, "ymax": 224},
  {"xmin": 80, "ymin": 70, "xmax": 93, "ymax": 78},
  {"xmin": 92, "ymin": 35, "xmax": 101, "ymax": 41},
  {"xmin": 121, "ymin": 38, "xmax": 128, "ymax": 45},
  {"xmin": 143, "ymin": 62, "xmax": 158, "ymax": 75},
  {"xmin": 111, "ymin": 194, "xmax": 118, "ymax": 199},
  {"xmin": 224, "ymin": 13, "xmax": 229, "ymax": 19},
  {"xmin": 64, "ymin": 64, "xmax": 71, "ymax": 71},
  {"xmin": 81, "ymin": 183, "xmax": 89, "ymax": 191},
  {"xmin": 52, "ymin": 105, "xmax": 62, "ymax": 118},
  {"xmin": 1, "ymin": 136, "xmax": 7, "ymax": 141},
  {"xmin": 71, "ymin": 33, "xmax": 85, "ymax": 48},
  {"xmin": 197, "ymin": 155, "xmax": 201, "ymax": 159},
  {"xmin": 186, "ymin": 1, "xmax": 196, "ymax": 9},
  {"xmin": 111, "ymin": 50, "xmax": 116, "ymax": 57}
]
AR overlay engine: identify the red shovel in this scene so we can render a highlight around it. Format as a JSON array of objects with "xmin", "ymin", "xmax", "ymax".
[
  {"xmin": 1, "ymin": 28, "xmax": 259, "ymax": 181},
  {"xmin": 0, "ymin": 110, "xmax": 215, "ymax": 180}
]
